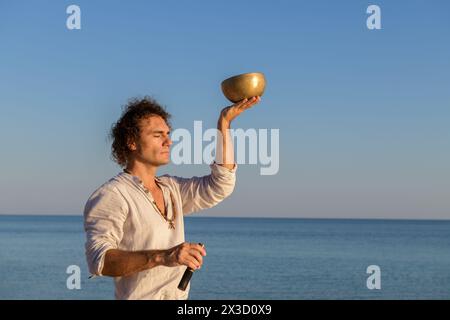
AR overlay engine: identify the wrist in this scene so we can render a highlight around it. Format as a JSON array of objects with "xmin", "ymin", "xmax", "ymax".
[{"xmin": 218, "ymin": 118, "xmax": 230, "ymax": 130}]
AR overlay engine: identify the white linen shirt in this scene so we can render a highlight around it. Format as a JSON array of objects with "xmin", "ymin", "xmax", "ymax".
[{"xmin": 83, "ymin": 162, "xmax": 237, "ymax": 300}]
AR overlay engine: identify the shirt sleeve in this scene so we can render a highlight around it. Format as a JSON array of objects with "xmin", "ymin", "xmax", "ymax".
[
  {"xmin": 171, "ymin": 161, "xmax": 237, "ymax": 215},
  {"xmin": 83, "ymin": 185, "xmax": 128, "ymax": 276}
]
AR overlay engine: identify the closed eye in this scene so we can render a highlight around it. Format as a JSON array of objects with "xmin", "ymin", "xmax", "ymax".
[{"xmin": 149, "ymin": 130, "xmax": 170, "ymax": 138}]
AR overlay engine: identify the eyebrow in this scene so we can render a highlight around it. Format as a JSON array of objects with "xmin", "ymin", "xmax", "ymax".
[{"xmin": 149, "ymin": 130, "xmax": 171, "ymax": 134}]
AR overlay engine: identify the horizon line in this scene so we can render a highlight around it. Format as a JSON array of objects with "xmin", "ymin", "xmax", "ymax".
[{"xmin": 0, "ymin": 213, "xmax": 449, "ymax": 222}]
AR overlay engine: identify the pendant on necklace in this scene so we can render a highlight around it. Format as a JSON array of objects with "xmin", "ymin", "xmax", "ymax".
[{"xmin": 168, "ymin": 221, "xmax": 175, "ymax": 229}]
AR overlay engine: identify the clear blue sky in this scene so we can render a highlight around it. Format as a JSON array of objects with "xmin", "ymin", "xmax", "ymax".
[{"xmin": 1, "ymin": 0, "xmax": 449, "ymax": 219}]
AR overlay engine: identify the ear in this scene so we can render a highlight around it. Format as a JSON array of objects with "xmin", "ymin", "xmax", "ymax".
[{"xmin": 127, "ymin": 138, "xmax": 137, "ymax": 151}]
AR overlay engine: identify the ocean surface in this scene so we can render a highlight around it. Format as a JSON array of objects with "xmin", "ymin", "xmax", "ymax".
[{"xmin": 0, "ymin": 215, "xmax": 449, "ymax": 300}]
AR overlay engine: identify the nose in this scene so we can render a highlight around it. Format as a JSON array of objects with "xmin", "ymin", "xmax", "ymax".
[{"xmin": 164, "ymin": 135, "xmax": 173, "ymax": 147}]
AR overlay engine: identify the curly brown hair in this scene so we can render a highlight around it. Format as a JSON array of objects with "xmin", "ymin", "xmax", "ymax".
[{"xmin": 110, "ymin": 96, "xmax": 172, "ymax": 167}]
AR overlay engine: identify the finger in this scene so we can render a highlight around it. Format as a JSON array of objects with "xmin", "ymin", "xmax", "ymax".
[
  {"xmin": 243, "ymin": 96, "xmax": 259, "ymax": 107},
  {"xmin": 193, "ymin": 243, "xmax": 207, "ymax": 256},
  {"xmin": 232, "ymin": 97, "xmax": 258, "ymax": 112},
  {"xmin": 240, "ymin": 98, "xmax": 258, "ymax": 110},
  {"xmin": 249, "ymin": 96, "xmax": 260, "ymax": 104},
  {"xmin": 189, "ymin": 250, "xmax": 203, "ymax": 266},
  {"xmin": 248, "ymin": 96, "xmax": 261, "ymax": 106},
  {"xmin": 183, "ymin": 249, "xmax": 201, "ymax": 269},
  {"xmin": 242, "ymin": 101, "xmax": 256, "ymax": 109},
  {"xmin": 233, "ymin": 98, "xmax": 248, "ymax": 108},
  {"xmin": 185, "ymin": 256, "xmax": 199, "ymax": 270},
  {"xmin": 236, "ymin": 101, "xmax": 251, "ymax": 110}
]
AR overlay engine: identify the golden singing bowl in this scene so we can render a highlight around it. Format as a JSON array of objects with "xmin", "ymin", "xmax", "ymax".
[{"xmin": 221, "ymin": 72, "xmax": 266, "ymax": 103}]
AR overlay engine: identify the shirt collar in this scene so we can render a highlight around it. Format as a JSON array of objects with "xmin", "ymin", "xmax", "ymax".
[{"xmin": 120, "ymin": 171, "xmax": 164, "ymax": 187}]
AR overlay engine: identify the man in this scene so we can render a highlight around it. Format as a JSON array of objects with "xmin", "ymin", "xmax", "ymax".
[{"xmin": 84, "ymin": 95, "xmax": 260, "ymax": 299}]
